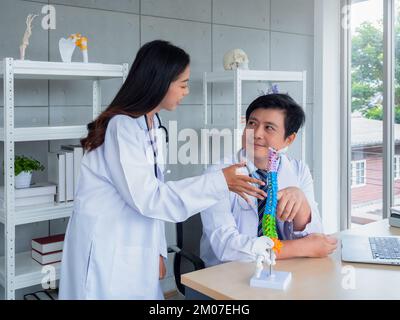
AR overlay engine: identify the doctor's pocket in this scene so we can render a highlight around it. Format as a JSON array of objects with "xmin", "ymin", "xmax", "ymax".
[{"xmin": 109, "ymin": 246, "xmax": 159, "ymax": 299}]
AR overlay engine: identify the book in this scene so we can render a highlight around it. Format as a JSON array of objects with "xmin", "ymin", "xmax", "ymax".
[
  {"xmin": 31, "ymin": 234, "xmax": 65, "ymax": 254},
  {"xmin": 0, "ymin": 182, "xmax": 56, "ymax": 198},
  {"xmin": 32, "ymin": 249, "xmax": 62, "ymax": 265},
  {"xmin": 0, "ymin": 183, "xmax": 56, "ymax": 207},
  {"xmin": 61, "ymin": 145, "xmax": 83, "ymax": 192},
  {"xmin": 0, "ymin": 194, "xmax": 55, "ymax": 207},
  {"xmin": 48, "ymin": 152, "xmax": 66, "ymax": 202},
  {"xmin": 391, "ymin": 206, "xmax": 400, "ymax": 213},
  {"xmin": 64, "ymin": 151, "xmax": 74, "ymax": 201}
]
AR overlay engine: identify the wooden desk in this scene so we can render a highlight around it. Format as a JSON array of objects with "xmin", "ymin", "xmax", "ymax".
[{"xmin": 181, "ymin": 219, "xmax": 400, "ymax": 299}]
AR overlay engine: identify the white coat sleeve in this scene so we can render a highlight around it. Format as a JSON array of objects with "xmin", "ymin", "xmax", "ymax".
[
  {"xmin": 104, "ymin": 116, "xmax": 229, "ymax": 223},
  {"xmin": 201, "ymin": 167, "xmax": 258, "ymax": 262},
  {"xmin": 291, "ymin": 162, "xmax": 323, "ymax": 238}
]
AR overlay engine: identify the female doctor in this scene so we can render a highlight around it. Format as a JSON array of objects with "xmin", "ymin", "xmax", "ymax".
[{"xmin": 59, "ymin": 40, "xmax": 266, "ymax": 300}]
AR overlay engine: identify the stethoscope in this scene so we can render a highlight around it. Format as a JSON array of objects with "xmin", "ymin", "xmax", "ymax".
[
  {"xmin": 238, "ymin": 147, "xmax": 286, "ymax": 183},
  {"xmin": 144, "ymin": 113, "xmax": 169, "ymax": 178},
  {"xmin": 155, "ymin": 113, "xmax": 169, "ymax": 144},
  {"xmin": 237, "ymin": 149, "xmax": 262, "ymax": 182}
]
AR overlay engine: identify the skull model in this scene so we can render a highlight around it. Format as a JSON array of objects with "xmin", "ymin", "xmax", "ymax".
[{"xmin": 223, "ymin": 49, "xmax": 249, "ymax": 70}]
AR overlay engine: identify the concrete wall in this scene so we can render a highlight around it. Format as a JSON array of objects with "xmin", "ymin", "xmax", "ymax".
[{"xmin": 0, "ymin": 0, "xmax": 315, "ymax": 298}]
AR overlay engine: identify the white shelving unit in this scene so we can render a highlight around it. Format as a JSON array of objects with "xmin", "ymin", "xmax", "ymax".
[
  {"xmin": 0, "ymin": 58, "xmax": 128, "ymax": 299},
  {"xmin": 202, "ymin": 69, "xmax": 307, "ymax": 166}
]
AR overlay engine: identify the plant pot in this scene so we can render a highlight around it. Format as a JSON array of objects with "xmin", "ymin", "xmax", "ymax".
[{"xmin": 15, "ymin": 171, "xmax": 32, "ymax": 189}]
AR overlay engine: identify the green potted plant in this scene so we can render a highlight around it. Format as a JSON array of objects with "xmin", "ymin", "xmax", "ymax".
[{"xmin": 13, "ymin": 155, "xmax": 45, "ymax": 188}]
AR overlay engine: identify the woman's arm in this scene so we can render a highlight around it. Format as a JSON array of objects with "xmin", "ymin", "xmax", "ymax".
[{"xmin": 104, "ymin": 115, "xmax": 265, "ymax": 223}]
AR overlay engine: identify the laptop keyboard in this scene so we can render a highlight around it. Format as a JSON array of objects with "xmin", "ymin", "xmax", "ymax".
[{"xmin": 369, "ymin": 237, "xmax": 400, "ymax": 260}]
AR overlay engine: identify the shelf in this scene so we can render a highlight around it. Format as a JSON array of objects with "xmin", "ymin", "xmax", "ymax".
[
  {"xmin": 203, "ymin": 124, "xmax": 236, "ymax": 135},
  {"xmin": 203, "ymin": 122, "xmax": 246, "ymax": 134},
  {"xmin": 204, "ymin": 124, "xmax": 233, "ymax": 130},
  {"xmin": 0, "ymin": 57, "xmax": 125, "ymax": 298},
  {"xmin": 205, "ymin": 69, "xmax": 305, "ymax": 83},
  {"xmin": 0, "ymin": 125, "xmax": 87, "ymax": 141},
  {"xmin": 0, "ymin": 59, "xmax": 127, "ymax": 80},
  {"xmin": 0, "ymin": 251, "xmax": 61, "ymax": 290},
  {"xmin": 0, "ymin": 202, "xmax": 73, "ymax": 225}
]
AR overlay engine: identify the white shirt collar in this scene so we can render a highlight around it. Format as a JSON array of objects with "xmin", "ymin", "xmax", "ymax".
[{"xmin": 238, "ymin": 148, "xmax": 281, "ymax": 176}]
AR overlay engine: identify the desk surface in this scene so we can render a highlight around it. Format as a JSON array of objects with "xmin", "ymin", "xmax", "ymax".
[{"xmin": 181, "ymin": 219, "xmax": 400, "ymax": 299}]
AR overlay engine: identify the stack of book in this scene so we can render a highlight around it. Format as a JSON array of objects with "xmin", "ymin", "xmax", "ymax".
[
  {"xmin": 390, "ymin": 206, "xmax": 400, "ymax": 227},
  {"xmin": 0, "ymin": 182, "xmax": 57, "ymax": 207},
  {"xmin": 31, "ymin": 234, "xmax": 65, "ymax": 265},
  {"xmin": 391, "ymin": 206, "xmax": 400, "ymax": 214},
  {"xmin": 48, "ymin": 144, "xmax": 83, "ymax": 202}
]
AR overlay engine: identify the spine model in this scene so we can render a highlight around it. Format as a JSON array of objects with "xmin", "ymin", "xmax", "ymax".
[{"xmin": 262, "ymin": 147, "xmax": 283, "ymax": 253}]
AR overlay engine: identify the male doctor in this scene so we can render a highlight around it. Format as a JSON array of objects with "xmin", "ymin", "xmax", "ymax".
[{"xmin": 200, "ymin": 94, "xmax": 337, "ymax": 267}]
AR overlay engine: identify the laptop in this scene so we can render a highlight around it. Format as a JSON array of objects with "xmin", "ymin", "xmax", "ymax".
[{"xmin": 341, "ymin": 235, "xmax": 400, "ymax": 265}]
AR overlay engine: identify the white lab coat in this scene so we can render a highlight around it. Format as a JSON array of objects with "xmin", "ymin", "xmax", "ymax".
[
  {"xmin": 59, "ymin": 114, "xmax": 229, "ymax": 300},
  {"xmin": 200, "ymin": 150, "xmax": 323, "ymax": 267}
]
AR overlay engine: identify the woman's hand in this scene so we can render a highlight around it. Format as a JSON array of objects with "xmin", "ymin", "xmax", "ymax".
[
  {"xmin": 222, "ymin": 163, "xmax": 267, "ymax": 204},
  {"xmin": 159, "ymin": 255, "xmax": 166, "ymax": 280}
]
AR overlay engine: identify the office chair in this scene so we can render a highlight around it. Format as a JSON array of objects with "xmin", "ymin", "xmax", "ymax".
[{"xmin": 167, "ymin": 220, "xmax": 205, "ymax": 295}]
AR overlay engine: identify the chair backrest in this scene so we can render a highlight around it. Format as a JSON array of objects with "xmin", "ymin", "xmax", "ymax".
[{"xmin": 168, "ymin": 214, "xmax": 205, "ymax": 295}]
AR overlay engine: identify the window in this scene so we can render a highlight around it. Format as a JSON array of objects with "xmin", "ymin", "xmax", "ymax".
[
  {"xmin": 351, "ymin": 160, "xmax": 367, "ymax": 187},
  {"xmin": 395, "ymin": 1, "xmax": 400, "ymax": 206},
  {"xmin": 344, "ymin": 0, "xmax": 400, "ymax": 226},
  {"xmin": 347, "ymin": 0, "xmax": 384, "ymax": 227}
]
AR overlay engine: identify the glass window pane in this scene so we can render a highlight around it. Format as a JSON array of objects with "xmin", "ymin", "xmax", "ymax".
[
  {"xmin": 351, "ymin": 0, "xmax": 384, "ymax": 227},
  {"xmin": 395, "ymin": 2, "xmax": 400, "ymax": 206},
  {"xmin": 394, "ymin": 1, "xmax": 400, "ymax": 205}
]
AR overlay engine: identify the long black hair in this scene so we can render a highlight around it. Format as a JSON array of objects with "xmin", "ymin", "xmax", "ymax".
[{"xmin": 81, "ymin": 40, "xmax": 190, "ymax": 151}]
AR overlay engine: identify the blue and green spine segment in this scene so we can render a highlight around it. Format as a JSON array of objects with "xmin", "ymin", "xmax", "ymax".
[{"xmin": 262, "ymin": 148, "xmax": 282, "ymax": 253}]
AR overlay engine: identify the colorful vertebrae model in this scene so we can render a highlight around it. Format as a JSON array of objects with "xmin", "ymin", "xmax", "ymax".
[{"xmin": 262, "ymin": 147, "xmax": 283, "ymax": 253}]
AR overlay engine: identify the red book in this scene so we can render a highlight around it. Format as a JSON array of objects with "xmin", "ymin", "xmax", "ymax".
[
  {"xmin": 31, "ymin": 249, "xmax": 62, "ymax": 265},
  {"xmin": 31, "ymin": 234, "xmax": 65, "ymax": 254}
]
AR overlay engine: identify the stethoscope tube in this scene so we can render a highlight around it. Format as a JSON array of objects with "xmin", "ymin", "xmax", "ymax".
[
  {"xmin": 145, "ymin": 113, "xmax": 169, "ymax": 178},
  {"xmin": 155, "ymin": 113, "xmax": 169, "ymax": 144}
]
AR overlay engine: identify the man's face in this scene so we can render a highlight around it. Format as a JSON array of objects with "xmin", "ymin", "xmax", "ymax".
[{"xmin": 242, "ymin": 108, "xmax": 295, "ymax": 164}]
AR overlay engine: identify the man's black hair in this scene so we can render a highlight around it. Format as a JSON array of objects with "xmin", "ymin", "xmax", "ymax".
[{"xmin": 245, "ymin": 93, "xmax": 305, "ymax": 139}]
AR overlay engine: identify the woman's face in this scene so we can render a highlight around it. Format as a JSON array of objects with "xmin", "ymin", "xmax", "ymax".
[{"xmin": 160, "ymin": 66, "xmax": 190, "ymax": 111}]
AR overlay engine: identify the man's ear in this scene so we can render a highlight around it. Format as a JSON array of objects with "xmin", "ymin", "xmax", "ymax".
[{"xmin": 285, "ymin": 133, "xmax": 296, "ymax": 146}]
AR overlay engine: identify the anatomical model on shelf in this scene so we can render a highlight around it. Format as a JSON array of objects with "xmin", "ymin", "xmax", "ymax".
[
  {"xmin": 59, "ymin": 33, "xmax": 89, "ymax": 63},
  {"xmin": 19, "ymin": 14, "xmax": 38, "ymax": 60},
  {"xmin": 223, "ymin": 48, "xmax": 249, "ymax": 70}
]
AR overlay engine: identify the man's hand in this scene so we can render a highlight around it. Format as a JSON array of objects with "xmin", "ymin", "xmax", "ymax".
[
  {"xmin": 300, "ymin": 234, "xmax": 338, "ymax": 258},
  {"xmin": 277, "ymin": 186, "xmax": 311, "ymax": 230},
  {"xmin": 159, "ymin": 255, "xmax": 166, "ymax": 280}
]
